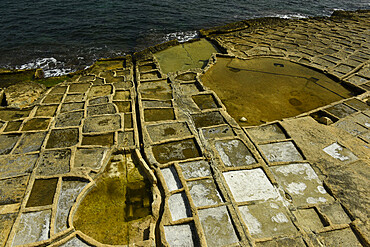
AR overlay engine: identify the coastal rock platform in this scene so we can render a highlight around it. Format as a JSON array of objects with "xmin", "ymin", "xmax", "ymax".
[{"xmin": 0, "ymin": 10, "xmax": 369, "ymax": 247}]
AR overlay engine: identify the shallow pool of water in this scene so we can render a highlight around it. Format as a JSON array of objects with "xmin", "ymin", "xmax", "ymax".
[{"xmin": 200, "ymin": 57, "xmax": 355, "ymax": 126}]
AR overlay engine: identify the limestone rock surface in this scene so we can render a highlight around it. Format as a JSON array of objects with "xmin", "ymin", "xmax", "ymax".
[{"xmin": 4, "ymin": 81, "xmax": 46, "ymax": 108}]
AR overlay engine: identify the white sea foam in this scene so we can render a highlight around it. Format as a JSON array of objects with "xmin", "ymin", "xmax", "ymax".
[
  {"xmin": 165, "ymin": 31, "xmax": 199, "ymax": 43},
  {"xmin": 269, "ymin": 13, "xmax": 309, "ymax": 19},
  {"xmin": 16, "ymin": 57, "xmax": 74, "ymax": 77}
]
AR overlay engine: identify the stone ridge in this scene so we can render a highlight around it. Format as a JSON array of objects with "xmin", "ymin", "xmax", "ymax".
[{"xmin": 0, "ymin": 10, "xmax": 369, "ymax": 247}]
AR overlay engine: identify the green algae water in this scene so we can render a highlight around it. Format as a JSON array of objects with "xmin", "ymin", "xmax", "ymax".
[
  {"xmin": 0, "ymin": 0, "xmax": 368, "ymax": 76},
  {"xmin": 73, "ymin": 152, "xmax": 152, "ymax": 245},
  {"xmin": 200, "ymin": 57, "xmax": 355, "ymax": 126}
]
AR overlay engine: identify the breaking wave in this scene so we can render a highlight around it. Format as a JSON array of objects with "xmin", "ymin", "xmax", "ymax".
[
  {"xmin": 164, "ymin": 31, "xmax": 199, "ymax": 43},
  {"xmin": 16, "ymin": 57, "xmax": 74, "ymax": 77}
]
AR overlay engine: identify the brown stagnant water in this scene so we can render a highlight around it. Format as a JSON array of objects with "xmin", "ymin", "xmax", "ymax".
[
  {"xmin": 200, "ymin": 57, "xmax": 355, "ymax": 126},
  {"xmin": 73, "ymin": 151, "xmax": 152, "ymax": 245}
]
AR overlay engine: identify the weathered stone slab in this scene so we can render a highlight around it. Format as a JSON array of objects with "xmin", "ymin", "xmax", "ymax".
[
  {"xmin": 161, "ymin": 166, "xmax": 182, "ymax": 192},
  {"xmin": 87, "ymin": 103, "xmax": 116, "ymax": 116},
  {"xmin": 326, "ymin": 103, "xmax": 357, "ymax": 118},
  {"xmin": 118, "ymin": 131, "xmax": 135, "ymax": 147},
  {"xmin": 36, "ymin": 149, "xmax": 71, "ymax": 176},
  {"xmin": 0, "ymin": 154, "xmax": 38, "ymax": 179},
  {"xmin": 4, "ymin": 120, "xmax": 22, "ymax": 132},
  {"xmin": 60, "ymin": 102, "xmax": 84, "ymax": 113},
  {"xmin": 74, "ymin": 148, "xmax": 108, "ymax": 170},
  {"xmin": 55, "ymin": 111, "xmax": 84, "ymax": 127},
  {"xmin": 42, "ymin": 94, "xmax": 63, "ymax": 104},
  {"xmin": 187, "ymin": 179, "xmax": 223, "ymax": 207},
  {"xmin": 0, "ymin": 176, "xmax": 28, "ymax": 205},
  {"xmin": 140, "ymin": 80, "xmax": 172, "ymax": 100},
  {"xmin": 179, "ymin": 83, "xmax": 201, "ymax": 95},
  {"xmin": 88, "ymin": 96, "xmax": 109, "ymax": 105},
  {"xmin": 168, "ymin": 192, "xmax": 192, "ymax": 221},
  {"xmin": 293, "ymin": 208, "xmax": 324, "ymax": 231},
  {"xmin": 114, "ymin": 101, "xmax": 131, "ymax": 113},
  {"xmin": 317, "ymin": 228, "xmax": 362, "ymax": 246},
  {"xmin": 46, "ymin": 128, "xmax": 79, "ymax": 148},
  {"xmin": 55, "ymin": 179, "xmax": 88, "ymax": 233},
  {"xmin": 113, "ymin": 90, "xmax": 130, "ymax": 100},
  {"xmin": 179, "ymin": 160, "xmax": 212, "ymax": 179},
  {"xmin": 323, "ymin": 142, "xmax": 358, "ymax": 163},
  {"xmin": 223, "ymin": 168, "xmax": 279, "ymax": 203},
  {"xmin": 146, "ymin": 122, "xmax": 191, "ymax": 143},
  {"xmin": 247, "ymin": 123, "xmax": 288, "ymax": 143},
  {"xmin": 259, "ymin": 141, "xmax": 303, "ymax": 163},
  {"xmin": 0, "ymin": 213, "xmax": 16, "ymax": 246},
  {"xmin": 64, "ymin": 94, "xmax": 85, "ymax": 103},
  {"xmin": 164, "ymin": 223, "xmax": 198, "ymax": 246},
  {"xmin": 334, "ymin": 119, "xmax": 368, "ymax": 136},
  {"xmin": 271, "ymin": 163, "xmax": 333, "ymax": 206},
  {"xmin": 21, "ymin": 118, "xmax": 51, "ymax": 131},
  {"xmin": 0, "ymin": 109, "xmax": 30, "ymax": 121},
  {"xmin": 198, "ymin": 206, "xmax": 239, "ymax": 247},
  {"xmin": 140, "ymin": 71, "xmax": 161, "ymax": 80},
  {"xmin": 87, "ymin": 85, "xmax": 112, "ymax": 99},
  {"xmin": 215, "ymin": 139, "xmax": 257, "ymax": 167},
  {"xmin": 69, "ymin": 83, "xmax": 91, "ymax": 93},
  {"xmin": 83, "ymin": 115, "xmax": 121, "ymax": 133},
  {"xmin": 344, "ymin": 99, "xmax": 369, "ymax": 111},
  {"xmin": 0, "ymin": 134, "xmax": 21, "ymax": 155},
  {"xmin": 35, "ymin": 105, "xmax": 58, "ymax": 117},
  {"xmin": 12, "ymin": 210, "xmax": 51, "ymax": 245},
  {"xmin": 152, "ymin": 138, "xmax": 201, "ymax": 164},
  {"xmin": 201, "ymin": 125, "xmax": 235, "ymax": 139},
  {"xmin": 239, "ymin": 201, "xmax": 296, "ymax": 238},
  {"xmin": 319, "ymin": 202, "xmax": 351, "ymax": 225},
  {"xmin": 49, "ymin": 86, "xmax": 67, "ymax": 94},
  {"xmin": 114, "ymin": 81, "xmax": 133, "ymax": 89}
]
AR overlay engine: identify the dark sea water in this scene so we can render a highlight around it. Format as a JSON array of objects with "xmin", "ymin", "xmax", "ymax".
[{"xmin": 0, "ymin": 0, "xmax": 368, "ymax": 76}]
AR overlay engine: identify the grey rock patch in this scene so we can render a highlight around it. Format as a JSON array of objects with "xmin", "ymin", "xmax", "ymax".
[
  {"xmin": 55, "ymin": 179, "xmax": 88, "ymax": 233},
  {"xmin": 259, "ymin": 141, "xmax": 303, "ymax": 163},
  {"xmin": 0, "ymin": 154, "xmax": 38, "ymax": 179},
  {"xmin": 198, "ymin": 206, "xmax": 239, "ymax": 247},
  {"xmin": 215, "ymin": 139, "xmax": 256, "ymax": 167},
  {"xmin": 83, "ymin": 115, "xmax": 121, "ymax": 133},
  {"xmin": 36, "ymin": 149, "xmax": 71, "ymax": 176},
  {"xmin": 161, "ymin": 166, "xmax": 182, "ymax": 192},
  {"xmin": 12, "ymin": 210, "xmax": 51, "ymax": 246},
  {"xmin": 168, "ymin": 192, "xmax": 192, "ymax": 221},
  {"xmin": 223, "ymin": 168, "xmax": 279, "ymax": 203},
  {"xmin": 74, "ymin": 148, "xmax": 108, "ymax": 170},
  {"xmin": 323, "ymin": 142, "xmax": 358, "ymax": 163},
  {"xmin": 164, "ymin": 223, "xmax": 198, "ymax": 246},
  {"xmin": 179, "ymin": 160, "xmax": 211, "ymax": 179},
  {"xmin": 187, "ymin": 179, "xmax": 223, "ymax": 207}
]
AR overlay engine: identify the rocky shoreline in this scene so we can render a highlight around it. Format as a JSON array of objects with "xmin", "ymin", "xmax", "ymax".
[{"xmin": 0, "ymin": 10, "xmax": 369, "ymax": 247}]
